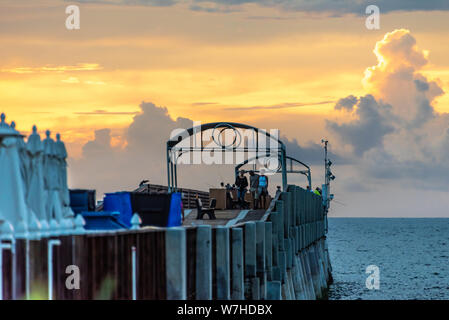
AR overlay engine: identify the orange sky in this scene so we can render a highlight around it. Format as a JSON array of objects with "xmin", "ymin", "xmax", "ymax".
[{"xmin": 1, "ymin": 0, "xmax": 449, "ymax": 158}]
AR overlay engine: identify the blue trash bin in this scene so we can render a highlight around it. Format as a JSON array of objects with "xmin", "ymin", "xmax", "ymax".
[{"xmin": 103, "ymin": 192, "xmax": 133, "ymax": 228}]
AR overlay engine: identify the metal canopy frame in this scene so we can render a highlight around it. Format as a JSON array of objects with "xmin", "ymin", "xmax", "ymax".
[
  {"xmin": 166, "ymin": 122, "xmax": 287, "ymax": 193},
  {"xmin": 234, "ymin": 154, "xmax": 312, "ymax": 190}
]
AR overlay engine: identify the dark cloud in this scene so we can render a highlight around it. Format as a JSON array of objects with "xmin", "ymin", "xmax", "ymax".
[
  {"xmin": 327, "ymin": 95, "xmax": 395, "ymax": 156},
  {"xmin": 66, "ymin": 0, "xmax": 449, "ymax": 14},
  {"xmin": 411, "ymin": 96, "xmax": 435, "ymax": 127},
  {"xmin": 282, "ymin": 136, "xmax": 348, "ymax": 165},
  {"xmin": 361, "ymin": 149, "xmax": 449, "ymax": 190},
  {"xmin": 335, "ymin": 95, "xmax": 358, "ymax": 111},
  {"xmin": 191, "ymin": 0, "xmax": 449, "ymax": 15},
  {"xmin": 414, "ymin": 79, "xmax": 429, "ymax": 92}
]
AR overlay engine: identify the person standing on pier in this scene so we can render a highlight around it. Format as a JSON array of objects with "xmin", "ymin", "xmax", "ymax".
[
  {"xmin": 258, "ymin": 169, "xmax": 269, "ymax": 209},
  {"xmin": 249, "ymin": 170, "xmax": 259, "ymax": 209},
  {"xmin": 235, "ymin": 170, "xmax": 248, "ymax": 208}
]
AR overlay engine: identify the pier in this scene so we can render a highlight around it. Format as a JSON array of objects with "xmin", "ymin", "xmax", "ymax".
[
  {"xmin": 1, "ymin": 184, "xmax": 332, "ymax": 300},
  {"xmin": 0, "ymin": 119, "xmax": 333, "ymax": 300}
]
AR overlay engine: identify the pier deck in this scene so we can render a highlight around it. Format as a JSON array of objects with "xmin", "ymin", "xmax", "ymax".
[{"xmin": 182, "ymin": 209, "xmax": 266, "ymax": 227}]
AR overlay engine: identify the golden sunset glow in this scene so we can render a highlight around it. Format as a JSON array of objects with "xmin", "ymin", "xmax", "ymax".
[{"xmin": 1, "ymin": 0, "xmax": 449, "ymax": 161}]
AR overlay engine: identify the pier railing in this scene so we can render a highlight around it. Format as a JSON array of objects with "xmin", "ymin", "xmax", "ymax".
[
  {"xmin": 0, "ymin": 184, "xmax": 331, "ymax": 300},
  {"xmin": 133, "ymin": 183, "xmax": 210, "ymax": 209}
]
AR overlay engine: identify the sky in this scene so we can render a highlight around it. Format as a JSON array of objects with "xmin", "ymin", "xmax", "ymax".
[{"xmin": 2, "ymin": 0, "xmax": 449, "ymax": 217}]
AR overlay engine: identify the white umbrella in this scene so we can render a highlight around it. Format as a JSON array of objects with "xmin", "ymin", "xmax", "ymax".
[
  {"xmin": 0, "ymin": 113, "xmax": 29, "ymax": 230},
  {"xmin": 43, "ymin": 130, "xmax": 63, "ymax": 221},
  {"xmin": 26, "ymin": 125, "xmax": 47, "ymax": 221},
  {"xmin": 55, "ymin": 133, "xmax": 74, "ymax": 218},
  {"xmin": 11, "ymin": 121, "xmax": 30, "ymax": 194}
]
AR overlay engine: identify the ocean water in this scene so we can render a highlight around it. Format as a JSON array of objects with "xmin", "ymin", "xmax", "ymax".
[{"xmin": 326, "ymin": 218, "xmax": 449, "ymax": 300}]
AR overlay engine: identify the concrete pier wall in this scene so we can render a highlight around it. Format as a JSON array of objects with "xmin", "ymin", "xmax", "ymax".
[{"xmin": 175, "ymin": 184, "xmax": 332, "ymax": 301}]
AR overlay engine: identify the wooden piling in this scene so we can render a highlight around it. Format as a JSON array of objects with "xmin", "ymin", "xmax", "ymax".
[
  {"xmin": 266, "ymin": 281, "xmax": 281, "ymax": 300},
  {"xmin": 215, "ymin": 227, "xmax": 230, "ymax": 300},
  {"xmin": 165, "ymin": 228, "xmax": 186, "ymax": 300},
  {"xmin": 244, "ymin": 222, "xmax": 256, "ymax": 299},
  {"xmin": 264, "ymin": 222, "xmax": 273, "ymax": 281},
  {"xmin": 255, "ymin": 221, "xmax": 266, "ymax": 300},
  {"xmin": 196, "ymin": 225, "xmax": 212, "ymax": 300},
  {"xmin": 230, "ymin": 228, "xmax": 244, "ymax": 300}
]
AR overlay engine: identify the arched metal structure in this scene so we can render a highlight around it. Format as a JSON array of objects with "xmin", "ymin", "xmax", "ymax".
[
  {"xmin": 234, "ymin": 154, "xmax": 312, "ymax": 190},
  {"xmin": 166, "ymin": 122, "xmax": 287, "ymax": 192}
]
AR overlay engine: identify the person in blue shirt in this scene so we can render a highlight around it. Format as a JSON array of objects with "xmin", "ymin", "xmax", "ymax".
[{"xmin": 258, "ymin": 169, "xmax": 269, "ymax": 209}]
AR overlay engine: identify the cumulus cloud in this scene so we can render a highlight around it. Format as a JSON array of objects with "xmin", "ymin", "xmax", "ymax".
[
  {"xmin": 362, "ymin": 29, "xmax": 443, "ymax": 127},
  {"xmin": 69, "ymin": 102, "xmax": 192, "ymax": 195},
  {"xmin": 328, "ymin": 29, "xmax": 449, "ymax": 190}
]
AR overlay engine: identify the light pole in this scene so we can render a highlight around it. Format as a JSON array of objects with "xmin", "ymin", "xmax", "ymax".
[{"xmin": 321, "ymin": 139, "xmax": 334, "ymax": 233}]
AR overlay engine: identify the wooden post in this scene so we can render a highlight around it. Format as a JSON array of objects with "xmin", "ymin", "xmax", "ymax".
[
  {"xmin": 255, "ymin": 221, "xmax": 266, "ymax": 300},
  {"xmin": 264, "ymin": 222, "xmax": 273, "ymax": 281},
  {"xmin": 266, "ymin": 281, "xmax": 281, "ymax": 300},
  {"xmin": 244, "ymin": 222, "xmax": 256, "ymax": 299},
  {"xmin": 215, "ymin": 227, "xmax": 230, "ymax": 300},
  {"xmin": 196, "ymin": 225, "xmax": 212, "ymax": 300},
  {"xmin": 301, "ymin": 250, "xmax": 316, "ymax": 299},
  {"xmin": 274, "ymin": 202, "xmax": 284, "ymax": 252},
  {"xmin": 165, "ymin": 228, "xmax": 186, "ymax": 300},
  {"xmin": 270, "ymin": 212, "xmax": 280, "ymax": 282},
  {"xmin": 284, "ymin": 192, "xmax": 291, "ymax": 239},
  {"xmin": 231, "ymin": 228, "xmax": 244, "ymax": 300},
  {"xmin": 307, "ymin": 246, "xmax": 321, "ymax": 299}
]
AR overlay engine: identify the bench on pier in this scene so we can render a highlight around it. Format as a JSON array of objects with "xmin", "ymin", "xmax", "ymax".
[{"xmin": 196, "ymin": 198, "xmax": 217, "ymax": 220}]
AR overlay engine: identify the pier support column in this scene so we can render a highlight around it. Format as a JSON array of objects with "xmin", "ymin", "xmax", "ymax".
[
  {"xmin": 301, "ymin": 250, "xmax": 316, "ymax": 299},
  {"xmin": 274, "ymin": 203, "xmax": 285, "ymax": 252},
  {"xmin": 316, "ymin": 240, "xmax": 328, "ymax": 295},
  {"xmin": 264, "ymin": 222, "xmax": 273, "ymax": 281},
  {"xmin": 165, "ymin": 228, "xmax": 186, "ymax": 300},
  {"xmin": 196, "ymin": 225, "xmax": 212, "ymax": 300},
  {"xmin": 307, "ymin": 245, "xmax": 322, "ymax": 299},
  {"xmin": 270, "ymin": 213, "xmax": 280, "ymax": 282},
  {"xmin": 294, "ymin": 255, "xmax": 308, "ymax": 299},
  {"xmin": 244, "ymin": 222, "xmax": 257, "ymax": 299},
  {"xmin": 255, "ymin": 221, "xmax": 266, "ymax": 300},
  {"xmin": 231, "ymin": 228, "xmax": 244, "ymax": 300},
  {"xmin": 311, "ymin": 241, "xmax": 325, "ymax": 298},
  {"xmin": 279, "ymin": 251, "xmax": 289, "ymax": 299},
  {"xmin": 284, "ymin": 239, "xmax": 295, "ymax": 299},
  {"xmin": 215, "ymin": 227, "xmax": 230, "ymax": 300},
  {"xmin": 266, "ymin": 281, "xmax": 281, "ymax": 300}
]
